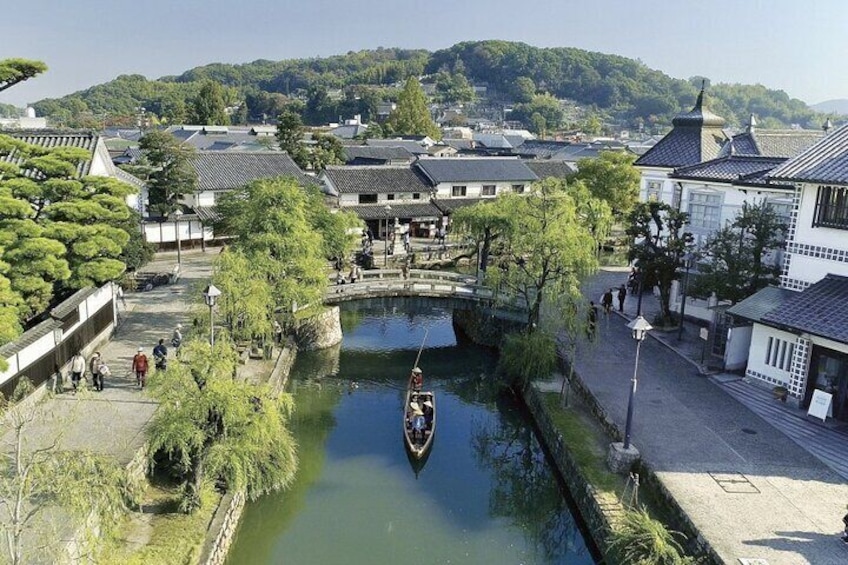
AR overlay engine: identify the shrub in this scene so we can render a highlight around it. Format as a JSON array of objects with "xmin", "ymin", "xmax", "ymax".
[{"xmin": 606, "ymin": 506, "xmax": 695, "ymax": 565}]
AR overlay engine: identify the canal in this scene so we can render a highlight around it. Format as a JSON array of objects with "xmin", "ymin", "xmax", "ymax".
[{"xmin": 226, "ymin": 303, "xmax": 598, "ymax": 564}]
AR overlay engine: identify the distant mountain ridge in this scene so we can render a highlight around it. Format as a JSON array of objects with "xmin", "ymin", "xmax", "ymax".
[
  {"xmin": 30, "ymin": 40, "xmax": 821, "ymax": 131},
  {"xmin": 810, "ymin": 99, "xmax": 848, "ymax": 115}
]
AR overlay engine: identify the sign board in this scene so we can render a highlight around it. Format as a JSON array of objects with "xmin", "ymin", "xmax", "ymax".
[
  {"xmin": 699, "ymin": 327, "xmax": 709, "ymax": 341},
  {"xmin": 807, "ymin": 389, "xmax": 833, "ymax": 422}
]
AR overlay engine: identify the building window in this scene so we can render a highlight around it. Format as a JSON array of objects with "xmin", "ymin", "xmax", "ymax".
[
  {"xmin": 512, "ymin": 184, "xmax": 525, "ymax": 194},
  {"xmin": 482, "ymin": 184, "xmax": 496, "ymax": 196},
  {"xmin": 765, "ymin": 336, "xmax": 794, "ymax": 371},
  {"xmin": 766, "ymin": 198, "xmax": 793, "ymax": 225},
  {"xmin": 412, "ymin": 193, "xmax": 420, "ymax": 200},
  {"xmin": 688, "ymin": 192, "xmax": 722, "ymax": 230},
  {"xmin": 358, "ymin": 194, "xmax": 377, "ymax": 204},
  {"xmin": 813, "ymin": 185, "xmax": 848, "ymax": 230},
  {"xmin": 451, "ymin": 185, "xmax": 467, "ymax": 197},
  {"xmin": 387, "ymin": 194, "xmax": 395, "ymax": 201},
  {"xmin": 647, "ymin": 181, "xmax": 662, "ymax": 201}
]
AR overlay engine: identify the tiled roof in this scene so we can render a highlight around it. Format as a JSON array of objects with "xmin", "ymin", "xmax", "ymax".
[
  {"xmin": 761, "ymin": 274, "xmax": 848, "ymax": 343},
  {"xmin": 725, "ymin": 286, "xmax": 794, "ymax": 323},
  {"xmin": 634, "ymin": 127, "xmax": 727, "ymax": 168},
  {"xmin": 635, "ymin": 90, "xmax": 728, "ymax": 168},
  {"xmin": 365, "ymin": 139, "xmax": 429, "ymax": 155},
  {"xmin": 768, "ymin": 123, "xmax": 848, "ymax": 184},
  {"xmin": 342, "ymin": 145, "xmax": 413, "ymax": 163},
  {"xmin": 525, "ymin": 160, "xmax": 577, "ymax": 179},
  {"xmin": 432, "ymin": 197, "xmax": 490, "ymax": 215},
  {"xmin": 346, "ymin": 202, "xmax": 442, "ymax": 220},
  {"xmin": 415, "ymin": 158, "xmax": 537, "ymax": 184},
  {"xmin": 323, "ymin": 165, "xmax": 432, "ymax": 195},
  {"xmin": 514, "ymin": 140, "xmax": 574, "ymax": 159},
  {"xmin": 721, "ymin": 129, "xmax": 825, "ymax": 159},
  {"xmin": 190, "ymin": 151, "xmax": 313, "ymax": 191},
  {"xmin": 193, "ymin": 206, "xmax": 220, "ymax": 223},
  {"xmin": 443, "ymin": 138, "xmax": 475, "ymax": 151},
  {"xmin": 2, "ymin": 130, "xmax": 99, "ymax": 178},
  {"xmin": 672, "ymin": 156, "xmax": 786, "ymax": 182}
]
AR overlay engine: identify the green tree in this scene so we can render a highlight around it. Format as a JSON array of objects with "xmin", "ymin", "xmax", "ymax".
[
  {"xmin": 275, "ymin": 110, "xmax": 309, "ymax": 169},
  {"xmin": 451, "ymin": 200, "xmax": 512, "ymax": 273},
  {"xmin": 512, "ymin": 94, "xmax": 564, "ymax": 133},
  {"xmin": 213, "ymin": 177, "xmax": 334, "ymax": 317},
  {"xmin": 573, "ymin": 151, "xmax": 640, "ymax": 220},
  {"xmin": 0, "ymin": 58, "xmax": 47, "ymax": 92},
  {"xmin": 138, "ymin": 130, "xmax": 197, "ymax": 217},
  {"xmin": 147, "ymin": 339, "xmax": 297, "ymax": 513},
  {"xmin": 309, "ymin": 132, "xmax": 346, "ymax": 171},
  {"xmin": 512, "ymin": 76, "xmax": 536, "ymax": 104},
  {"xmin": 481, "ymin": 178, "xmax": 601, "ymax": 328},
  {"xmin": 189, "ymin": 80, "xmax": 229, "ymax": 125},
  {"xmin": 626, "ymin": 202, "xmax": 694, "ymax": 325},
  {"xmin": 0, "ymin": 379, "xmax": 130, "ymax": 564},
  {"xmin": 385, "ymin": 77, "xmax": 441, "ymax": 139},
  {"xmin": 691, "ymin": 200, "xmax": 786, "ymax": 304},
  {"xmin": 433, "ymin": 71, "xmax": 475, "ymax": 104},
  {"xmin": 213, "ymin": 249, "xmax": 275, "ymax": 343}
]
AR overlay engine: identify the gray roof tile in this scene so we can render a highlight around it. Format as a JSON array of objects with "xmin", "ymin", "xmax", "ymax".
[
  {"xmin": 768, "ymin": 123, "xmax": 848, "ymax": 184},
  {"xmin": 761, "ymin": 274, "xmax": 848, "ymax": 343},
  {"xmin": 721, "ymin": 129, "xmax": 824, "ymax": 159},
  {"xmin": 525, "ymin": 160, "xmax": 577, "ymax": 179},
  {"xmin": 366, "ymin": 139, "xmax": 429, "ymax": 155},
  {"xmin": 672, "ymin": 155, "xmax": 786, "ymax": 182},
  {"xmin": 725, "ymin": 286, "xmax": 795, "ymax": 322},
  {"xmin": 2, "ymin": 130, "xmax": 99, "ymax": 178},
  {"xmin": 323, "ymin": 165, "xmax": 432, "ymax": 194},
  {"xmin": 341, "ymin": 145, "xmax": 414, "ymax": 163},
  {"xmin": 347, "ymin": 202, "xmax": 441, "ymax": 220},
  {"xmin": 190, "ymin": 151, "xmax": 313, "ymax": 191},
  {"xmin": 415, "ymin": 158, "xmax": 537, "ymax": 184}
]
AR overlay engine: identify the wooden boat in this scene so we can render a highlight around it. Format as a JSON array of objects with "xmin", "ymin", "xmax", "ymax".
[{"xmin": 403, "ymin": 387, "xmax": 435, "ymax": 460}]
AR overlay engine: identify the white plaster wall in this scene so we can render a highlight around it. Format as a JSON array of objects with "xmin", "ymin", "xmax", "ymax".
[
  {"xmin": 143, "ymin": 220, "xmax": 209, "ymax": 243},
  {"xmin": 794, "ymin": 183, "xmax": 848, "ymax": 248},
  {"xmin": 433, "ymin": 181, "xmax": 516, "ymax": 198},
  {"xmin": 637, "ymin": 167, "xmax": 673, "ymax": 203},
  {"xmin": 725, "ymin": 325, "xmax": 752, "ymax": 370},
  {"xmin": 786, "ymin": 254, "xmax": 848, "ymax": 285},
  {"xmin": 747, "ymin": 324, "xmax": 796, "ymax": 386}
]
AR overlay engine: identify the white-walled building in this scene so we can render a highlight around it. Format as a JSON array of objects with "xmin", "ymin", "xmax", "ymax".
[{"xmin": 726, "ymin": 124, "xmax": 848, "ymax": 421}]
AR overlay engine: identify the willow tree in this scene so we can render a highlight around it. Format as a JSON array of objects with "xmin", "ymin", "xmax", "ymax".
[
  {"xmin": 450, "ymin": 200, "xmax": 512, "ymax": 273},
  {"xmin": 482, "ymin": 178, "xmax": 601, "ymax": 328},
  {"xmin": 214, "ymin": 177, "xmax": 357, "ymax": 323},
  {"xmin": 147, "ymin": 339, "xmax": 298, "ymax": 513}
]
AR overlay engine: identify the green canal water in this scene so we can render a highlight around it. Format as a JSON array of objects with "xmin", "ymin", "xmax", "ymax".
[{"xmin": 226, "ymin": 303, "xmax": 598, "ymax": 564}]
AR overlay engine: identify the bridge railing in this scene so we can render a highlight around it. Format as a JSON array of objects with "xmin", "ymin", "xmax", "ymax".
[{"xmin": 325, "ymin": 268, "xmax": 530, "ymax": 316}]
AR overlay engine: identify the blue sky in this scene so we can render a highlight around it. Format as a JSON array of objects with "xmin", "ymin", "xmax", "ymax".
[{"xmin": 3, "ymin": 0, "xmax": 846, "ymax": 108}]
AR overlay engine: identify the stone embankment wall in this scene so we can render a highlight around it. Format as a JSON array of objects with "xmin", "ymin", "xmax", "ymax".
[
  {"xmin": 522, "ymin": 386, "xmax": 620, "ymax": 554},
  {"xmin": 452, "ymin": 309, "xmax": 522, "ymax": 347},
  {"xmin": 293, "ymin": 306, "xmax": 343, "ymax": 351},
  {"xmin": 198, "ymin": 490, "xmax": 246, "ymax": 565}
]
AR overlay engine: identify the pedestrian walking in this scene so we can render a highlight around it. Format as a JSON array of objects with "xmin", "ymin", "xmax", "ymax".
[
  {"xmin": 88, "ymin": 351, "xmax": 101, "ymax": 386},
  {"xmin": 171, "ymin": 324, "xmax": 183, "ymax": 349},
  {"xmin": 349, "ymin": 264, "xmax": 360, "ymax": 284},
  {"xmin": 587, "ymin": 301, "xmax": 598, "ymax": 340},
  {"xmin": 132, "ymin": 346, "xmax": 149, "ymax": 388},
  {"xmin": 153, "ymin": 339, "xmax": 168, "ymax": 372},
  {"xmin": 116, "ymin": 285, "xmax": 127, "ymax": 309},
  {"xmin": 70, "ymin": 352, "xmax": 86, "ymax": 392},
  {"xmin": 51, "ymin": 363, "xmax": 64, "ymax": 394},
  {"xmin": 94, "ymin": 360, "xmax": 110, "ymax": 392},
  {"xmin": 601, "ymin": 288, "xmax": 614, "ymax": 315},
  {"xmin": 273, "ymin": 320, "xmax": 283, "ymax": 345},
  {"xmin": 617, "ymin": 284, "xmax": 627, "ymax": 313}
]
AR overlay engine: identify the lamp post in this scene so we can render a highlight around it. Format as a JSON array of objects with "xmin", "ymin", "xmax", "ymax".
[
  {"xmin": 677, "ymin": 252, "xmax": 694, "ymax": 341},
  {"xmin": 172, "ymin": 208, "xmax": 184, "ymax": 269},
  {"xmin": 623, "ymin": 316, "xmax": 652, "ymax": 450},
  {"xmin": 203, "ymin": 284, "xmax": 221, "ymax": 347},
  {"xmin": 384, "ymin": 204, "xmax": 392, "ymax": 267}
]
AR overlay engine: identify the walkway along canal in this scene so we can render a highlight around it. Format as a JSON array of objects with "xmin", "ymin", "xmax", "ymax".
[{"xmin": 225, "ymin": 303, "xmax": 599, "ymax": 564}]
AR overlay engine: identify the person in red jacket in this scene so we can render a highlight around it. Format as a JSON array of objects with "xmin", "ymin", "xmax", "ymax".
[{"xmin": 132, "ymin": 346, "xmax": 149, "ymax": 388}]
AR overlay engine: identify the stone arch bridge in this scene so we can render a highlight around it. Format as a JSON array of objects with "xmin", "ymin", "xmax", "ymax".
[{"xmin": 323, "ymin": 269, "xmax": 529, "ymax": 323}]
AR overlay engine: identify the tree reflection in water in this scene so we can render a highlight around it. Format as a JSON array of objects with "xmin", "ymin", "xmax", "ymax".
[{"xmin": 471, "ymin": 389, "xmax": 596, "ymax": 564}]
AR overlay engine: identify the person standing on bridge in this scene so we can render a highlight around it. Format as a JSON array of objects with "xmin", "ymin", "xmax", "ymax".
[{"xmin": 349, "ymin": 264, "xmax": 360, "ymax": 284}]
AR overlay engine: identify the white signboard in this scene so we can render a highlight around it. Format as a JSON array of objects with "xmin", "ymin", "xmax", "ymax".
[
  {"xmin": 699, "ymin": 327, "xmax": 709, "ymax": 341},
  {"xmin": 807, "ymin": 390, "xmax": 833, "ymax": 422}
]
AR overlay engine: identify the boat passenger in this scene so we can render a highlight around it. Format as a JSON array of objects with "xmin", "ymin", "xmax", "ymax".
[
  {"xmin": 410, "ymin": 367, "xmax": 423, "ymax": 392},
  {"xmin": 422, "ymin": 399, "xmax": 433, "ymax": 427},
  {"xmin": 409, "ymin": 401, "xmax": 425, "ymax": 441}
]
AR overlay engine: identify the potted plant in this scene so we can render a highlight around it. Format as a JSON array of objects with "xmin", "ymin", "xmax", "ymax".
[{"xmin": 772, "ymin": 385, "xmax": 788, "ymax": 402}]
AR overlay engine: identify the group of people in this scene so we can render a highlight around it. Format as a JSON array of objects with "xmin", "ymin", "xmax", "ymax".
[
  {"xmin": 586, "ymin": 283, "xmax": 629, "ymax": 340},
  {"xmin": 406, "ymin": 367, "xmax": 433, "ymax": 442}
]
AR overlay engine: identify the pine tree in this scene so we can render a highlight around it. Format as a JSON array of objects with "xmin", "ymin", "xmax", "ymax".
[{"xmin": 386, "ymin": 77, "xmax": 441, "ymax": 139}]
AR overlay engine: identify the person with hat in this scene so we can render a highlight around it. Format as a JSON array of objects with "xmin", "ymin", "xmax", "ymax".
[
  {"xmin": 88, "ymin": 351, "xmax": 101, "ymax": 383},
  {"xmin": 410, "ymin": 367, "xmax": 423, "ymax": 392},
  {"xmin": 409, "ymin": 400, "xmax": 426, "ymax": 442},
  {"xmin": 422, "ymin": 399, "xmax": 434, "ymax": 427},
  {"xmin": 132, "ymin": 346, "xmax": 149, "ymax": 388}
]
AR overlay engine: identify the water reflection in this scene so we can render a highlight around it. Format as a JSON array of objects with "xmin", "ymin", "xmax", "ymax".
[{"xmin": 226, "ymin": 305, "xmax": 597, "ymax": 564}]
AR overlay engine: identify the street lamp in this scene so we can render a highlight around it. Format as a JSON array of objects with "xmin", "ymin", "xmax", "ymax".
[
  {"xmin": 384, "ymin": 204, "xmax": 392, "ymax": 267},
  {"xmin": 203, "ymin": 284, "xmax": 222, "ymax": 346},
  {"xmin": 677, "ymin": 252, "xmax": 694, "ymax": 341},
  {"xmin": 623, "ymin": 315, "xmax": 652, "ymax": 450},
  {"xmin": 172, "ymin": 208, "xmax": 184, "ymax": 269}
]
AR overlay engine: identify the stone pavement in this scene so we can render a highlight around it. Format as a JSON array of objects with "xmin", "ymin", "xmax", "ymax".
[
  {"xmin": 568, "ymin": 268, "xmax": 848, "ymax": 565},
  {"xmin": 4, "ymin": 250, "xmax": 213, "ymax": 470}
]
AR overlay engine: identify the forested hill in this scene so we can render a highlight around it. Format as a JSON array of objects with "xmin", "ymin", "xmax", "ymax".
[{"xmin": 31, "ymin": 40, "xmax": 819, "ymax": 131}]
